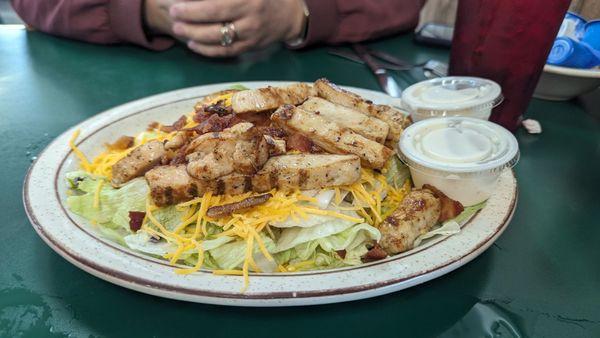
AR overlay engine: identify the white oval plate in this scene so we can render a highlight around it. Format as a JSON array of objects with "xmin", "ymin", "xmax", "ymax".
[{"xmin": 23, "ymin": 81, "xmax": 517, "ymax": 307}]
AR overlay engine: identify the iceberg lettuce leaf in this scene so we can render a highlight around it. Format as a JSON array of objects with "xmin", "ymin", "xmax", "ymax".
[
  {"xmin": 208, "ymin": 235, "xmax": 276, "ymax": 270},
  {"xmin": 66, "ymin": 173, "xmax": 148, "ymax": 230}
]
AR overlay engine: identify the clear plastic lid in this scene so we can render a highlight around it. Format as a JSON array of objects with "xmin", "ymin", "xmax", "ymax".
[
  {"xmin": 398, "ymin": 117, "xmax": 519, "ymax": 177},
  {"xmin": 401, "ymin": 77, "xmax": 503, "ymax": 116}
]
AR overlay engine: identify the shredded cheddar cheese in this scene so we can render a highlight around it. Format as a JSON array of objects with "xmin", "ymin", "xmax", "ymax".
[{"xmin": 93, "ymin": 179, "xmax": 104, "ymax": 209}]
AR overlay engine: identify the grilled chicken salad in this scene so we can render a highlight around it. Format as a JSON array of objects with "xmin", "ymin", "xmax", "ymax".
[{"xmin": 66, "ymin": 79, "xmax": 484, "ymax": 290}]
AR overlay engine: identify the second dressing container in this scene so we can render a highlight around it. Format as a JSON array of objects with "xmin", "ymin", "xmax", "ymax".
[{"xmin": 401, "ymin": 77, "xmax": 503, "ymax": 122}]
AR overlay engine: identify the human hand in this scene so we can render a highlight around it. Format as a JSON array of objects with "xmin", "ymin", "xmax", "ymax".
[
  {"xmin": 144, "ymin": 0, "xmax": 184, "ymax": 37},
  {"xmin": 169, "ymin": 0, "xmax": 306, "ymax": 57}
]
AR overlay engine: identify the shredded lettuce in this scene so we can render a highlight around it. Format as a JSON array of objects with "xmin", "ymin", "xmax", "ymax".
[
  {"xmin": 384, "ymin": 156, "xmax": 411, "ymax": 188},
  {"xmin": 124, "ymin": 231, "xmax": 235, "ymax": 257},
  {"xmin": 275, "ymin": 217, "xmax": 357, "ymax": 252},
  {"xmin": 229, "ymin": 84, "xmax": 250, "ymax": 91},
  {"xmin": 66, "ymin": 172, "xmax": 148, "ymax": 231},
  {"xmin": 271, "ymin": 221, "xmax": 380, "ymax": 270},
  {"xmin": 208, "ymin": 235, "xmax": 276, "ymax": 270},
  {"xmin": 414, "ymin": 200, "xmax": 487, "ymax": 247},
  {"xmin": 291, "ymin": 223, "xmax": 380, "ymax": 260}
]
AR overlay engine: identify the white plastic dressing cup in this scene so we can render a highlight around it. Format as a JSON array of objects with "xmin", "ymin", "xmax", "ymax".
[
  {"xmin": 398, "ymin": 117, "xmax": 519, "ymax": 206},
  {"xmin": 401, "ymin": 77, "xmax": 503, "ymax": 122}
]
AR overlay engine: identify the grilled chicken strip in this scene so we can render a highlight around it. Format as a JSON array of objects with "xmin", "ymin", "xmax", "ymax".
[
  {"xmin": 111, "ymin": 140, "xmax": 165, "ymax": 186},
  {"xmin": 186, "ymin": 122, "xmax": 269, "ymax": 180},
  {"xmin": 145, "ymin": 154, "xmax": 360, "ymax": 206},
  {"xmin": 252, "ymin": 154, "xmax": 361, "ymax": 192},
  {"xmin": 379, "ymin": 189, "xmax": 441, "ymax": 255},
  {"xmin": 314, "ymin": 78, "xmax": 411, "ymax": 148},
  {"xmin": 145, "ymin": 165, "xmax": 255, "ymax": 206},
  {"xmin": 271, "ymin": 104, "xmax": 393, "ymax": 169},
  {"xmin": 231, "ymin": 83, "xmax": 315, "ymax": 114},
  {"xmin": 300, "ymin": 97, "xmax": 389, "ymax": 144}
]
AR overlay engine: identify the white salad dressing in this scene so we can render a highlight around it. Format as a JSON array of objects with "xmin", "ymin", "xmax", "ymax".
[
  {"xmin": 399, "ymin": 117, "xmax": 519, "ymax": 205},
  {"xmin": 401, "ymin": 77, "xmax": 503, "ymax": 122}
]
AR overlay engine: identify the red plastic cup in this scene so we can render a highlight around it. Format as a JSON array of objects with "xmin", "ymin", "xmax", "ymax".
[{"xmin": 449, "ymin": 0, "xmax": 571, "ymax": 131}]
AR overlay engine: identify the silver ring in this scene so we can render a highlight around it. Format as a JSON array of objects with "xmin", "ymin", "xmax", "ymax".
[{"xmin": 220, "ymin": 22, "xmax": 236, "ymax": 47}]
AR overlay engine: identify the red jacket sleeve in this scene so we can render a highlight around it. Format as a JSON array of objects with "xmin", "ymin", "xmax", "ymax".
[
  {"xmin": 299, "ymin": 0, "xmax": 425, "ymax": 47},
  {"xmin": 10, "ymin": 0, "xmax": 173, "ymax": 50}
]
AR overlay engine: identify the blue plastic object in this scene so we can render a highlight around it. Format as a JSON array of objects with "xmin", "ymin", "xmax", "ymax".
[
  {"xmin": 547, "ymin": 37, "xmax": 600, "ymax": 68},
  {"xmin": 582, "ymin": 20, "xmax": 600, "ymax": 50},
  {"xmin": 558, "ymin": 12, "xmax": 587, "ymax": 40}
]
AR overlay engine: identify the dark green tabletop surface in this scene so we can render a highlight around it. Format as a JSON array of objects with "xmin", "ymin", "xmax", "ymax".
[{"xmin": 1, "ymin": 27, "xmax": 599, "ymax": 338}]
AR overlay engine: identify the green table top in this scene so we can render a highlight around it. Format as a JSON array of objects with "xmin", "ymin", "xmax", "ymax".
[{"xmin": 1, "ymin": 27, "xmax": 599, "ymax": 338}]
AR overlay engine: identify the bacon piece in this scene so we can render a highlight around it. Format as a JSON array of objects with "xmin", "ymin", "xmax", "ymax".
[
  {"xmin": 422, "ymin": 184, "xmax": 464, "ymax": 222},
  {"xmin": 148, "ymin": 115, "xmax": 187, "ymax": 133},
  {"xmin": 203, "ymin": 100, "xmax": 233, "ymax": 116},
  {"xmin": 105, "ymin": 136, "xmax": 134, "ymax": 151},
  {"xmin": 128, "ymin": 211, "xmax": 146, "ymax": 232},
  {"xmin": 361, "ymin": 243, "xmax": 388, "ymax": 262},
  {"xmin": 159, "ymin": 115, "xmax": 188, "ymax": 133},
  {"xmin": 187, "ymin": 113, "xmax": 244, "ymax": 135},
  {"xmin": 286, "ymin": 133, "xmax": 322, "ymax": 153},
  {"xmin": 206, "ymin": 193, "xmax": 272, "ymax": 218},
  {"xmin": 336, "ymin": 250, "xmax": 347, "ymax": 259}
]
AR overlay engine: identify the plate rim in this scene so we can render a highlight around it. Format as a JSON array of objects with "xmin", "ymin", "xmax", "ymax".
[{"xmin": 23, "ymin": 81, "xmax": 518, "ymax": 306}]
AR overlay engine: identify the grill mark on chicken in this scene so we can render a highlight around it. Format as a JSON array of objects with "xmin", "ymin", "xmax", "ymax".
[
  {"xmin": 164, "ymin": 187, "xmax": 174, "ymax": 206},
  {"xmin": 298, "ymin": 169, "xmax": 308, "ymax": 186},
  {"xmin": 269, "ymin": 170, "xmax": 278, "ymax": 188},
  {"xmin": 206, "ymin": 193, "xmax": 272, "ymax": 218},
  {"xmin": 244, "ymin": 176, "xmax": 253, "ymax": 192},
  {"xmin": 216, "ymin": 179, "xmax": 226, "ymax": 195}
]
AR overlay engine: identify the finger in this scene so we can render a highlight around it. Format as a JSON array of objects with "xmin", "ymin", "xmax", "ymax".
[
  {"xmin": 173, "ymin": 19, "xmax": 253, "ymax": 45},
  {"xmin": 173, "ymin": 22, "xmax": 223, "ymax": 45},
  {"xmin": 170, "ymin": 0, "xmax": 248, "ymax": 23},
  {"xmin": 187, "ymin": 40, "xmax": 254, "ymax": 58}
]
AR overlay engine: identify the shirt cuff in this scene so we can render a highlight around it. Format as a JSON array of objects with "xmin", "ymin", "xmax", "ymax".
[
  {"xmin": 289, "ymin": 0, "xmax": 338, "ymax": 49},
  {"xmin": 108, "ymin": 0, "xmax": 174, "ymax": 51}
]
